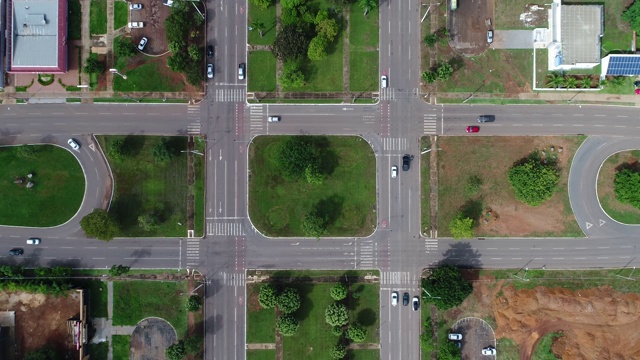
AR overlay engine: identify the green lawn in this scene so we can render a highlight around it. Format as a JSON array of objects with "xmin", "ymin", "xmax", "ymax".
[
  {"xmin": 248, "ymin": 2, "xmax": 277, "ymax": 46},
  {"xmin": 248, "ymin": 136, "xmax": 376, "ymax": 237},
  {"xmin": 246, "ymin": 284, "xmax": 276, "ymax": 343},
  {"xmin": 350, "ymin": 349, "xmax": 380, "ymax": 360},
  {"xmin": 347, "ymin": 283, "xmax": 379, "ymax": 343},
  {"xmin": 90, "ymin": 0, "xmax": 107, "ymax": 35},
  {"xmin": 420, "ymin": 137, "xmax": 431, "ymax": 234},
  {"xmin": 248, "ymin": 51, "xmax": 277, "ymax": 92},
  {"xmin": 97, "ymin": 135, "xmax": 189, "ymax": 237},
  {"xmin": 114, "ymin": 61, "xmax": 185, "ymax": 92},
  {"xmin": 114, "ymin": 0, "xmax": 129, "ymax": 30},
  {"xmin": 349, "ymin": 5, "xmax": 378, "ymax": 49},
  {"xmin": 247, "ymin": 349, "xmax": 276, "ymax": 360},
  {"xmin": 194, "ymin": 137, "xmax": 206, "ymax": 237},
  {"xmin": 113, "ymin": 281, "xmax": 188, "ymax": 337},
  {"xmin": 349, "ymin": 51, "xmax": 378, "ymax": 91},
  {"xmin": 112, "ymin": 335, "xmax": 131, "ymax": 359},
  {"xmin": 597, "ymin": 150, "xmax": 640, "ymax": 224},
  {"xmin": 68, "ymin": 0, "xmax": 82, "ymax": 40},
  {"xmin": 90, "ymin": 341, "xmax": 109, "ymax": 360},
  {"xmin": 299, "ymin": 30, "xmax": 344, "ymax": 92},
  {"xmin": 74, "ymin": 280, "xmax": 108, "ymax": 318},
  {"xmin": 0, "ymin": 145, "xmax": 84, "ymax": 227}
]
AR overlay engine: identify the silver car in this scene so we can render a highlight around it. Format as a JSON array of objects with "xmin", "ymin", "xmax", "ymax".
[{"xmin": 67, "ymin": 138, "xmax": 80, "ymax": 151}]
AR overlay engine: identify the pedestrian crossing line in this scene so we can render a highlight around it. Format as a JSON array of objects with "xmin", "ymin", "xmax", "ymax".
[
  {"xmin": 381, "ymin": 271, "xmax": 414, "ymax": 285},
  {"xmin": 187, "ymin": 121, "xmax": 201, "ymax": 135},
  {"xmin": 207, "ymin": 222, "xmax": 245, "ymax": 236},
  {"xmin": 380, "ymin": 88, "xmax": 394, "ymax": 101},
  {"xmin": 424, "ymin": 113, "xmax": 437, "ymax": 135},
  {"xmin": 186, "ymin": 239, "xmax": 200, "ymax": 267},
  {"xmin": 215, "ymin": 88, "xmax": 246, "ymax": 102},
  {"xmin": 249, "ymin": 105, "xmax": 264, "ymax": 134},
  {"xmin": 362, "ymin": 114, "xmax": 376, "ymax": 125},
  {"xmin": 425, "ymin": 239, "xmax": 438, "ymax": 254},
  {"xmin": 382, "ymin": 137, "xmax": 408, "ymax": 151},
  {"xmin": 222, "ymin": 271, "xmax": 245, "ymax": 287}
]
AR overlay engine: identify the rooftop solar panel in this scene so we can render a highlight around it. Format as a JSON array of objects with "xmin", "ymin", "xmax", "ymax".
[{"xmin": 606, "ymin": 56, "xmax": 640, "ymax": 76}]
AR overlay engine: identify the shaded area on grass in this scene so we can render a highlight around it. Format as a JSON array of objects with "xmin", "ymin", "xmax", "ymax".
[
  {"xmin": 248, "ymin": 51, "xmax": 277, "ymax": 92},
  {"xmin": 114, "ymin": 60, "xmax": 186, "ymax": 92},
  {"xmin": 348, "ymin": 349, "xmax": 380, "ymax": 360},
  {"xmin": 114, "ymin": 1, "xmax": 129, "ymax": 30},
  {"xmin": 74, "ymin": 280, "xmax": 108, "ymax": 318},
  {"xmin": 112, "ymin": 335, "xmax": 131, "ymax": 360},
  {"xmin": 68, "ymin": 0, "xmax": 82, "ymax": 40},
  {"xmin": 90, "ymin": 341, "xmax": 109, "ymax": 360},
  {"xmin": 90, "ymin": 0, "xmax": 107, "ymax": 35},
  {"xmin": 0, "ymin": 145, "xmax": 85, "ymax": 227},
  {"xmin": 597, "ymin": 150, "xmax": 640, "ymax": 224}
]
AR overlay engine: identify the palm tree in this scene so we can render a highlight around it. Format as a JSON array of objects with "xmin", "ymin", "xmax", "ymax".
[
  {"xmin": 564, "ymin": 76, "xmax": 577, "ymax": 89},
  {"xmin": 580, "ymin": 77, "xmax": 592, "ymax": 89},
  {"xmin": 546, "ymin": 72, "xmax": 565, "ymax": 89},
  {"xmin": 250, "ymin": 21, "xmax": 265, "ymax": 38},
  {"xmin": 358, "ymin": 0, "xmax": 378, "ymax": 16}
]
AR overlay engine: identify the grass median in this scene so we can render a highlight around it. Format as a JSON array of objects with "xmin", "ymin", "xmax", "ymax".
[{"xmin": 597, "ymin": 150, "xmax": 640, "ymax": 224}]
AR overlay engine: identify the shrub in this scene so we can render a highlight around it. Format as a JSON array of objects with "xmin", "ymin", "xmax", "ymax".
[{"xmin": 186, "ymin": 295, "xmax": 203, "ymax": 312}]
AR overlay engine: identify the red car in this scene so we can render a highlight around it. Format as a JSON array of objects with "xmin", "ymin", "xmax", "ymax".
[{"xmin": 466, "ymin": 126, "xmax": 480, "ymax": 133}]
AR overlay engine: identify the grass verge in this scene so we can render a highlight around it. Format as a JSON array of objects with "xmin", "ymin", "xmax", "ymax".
[
  {"xmin": 597, "ymin": 150, "xmax": 640, "ymax": 224},
  {"xmin": 114, "ymin": 0, "xmax": 129, "ymax": 30},
  {"xmin": 248, "ymin": 2, "xmax": 277, "ymax": 46},
  {"xmin": 248, "ymin": 136, "xmax": 376, "ymax": 237},
  {"xmin": 90, "ymin": 0, "xmax": 107, "ymax": 35},
  {"xmin": 194, "ymin": 137, "xmax": 206, "ymax": 237},
  {"xmin": 247, "ymin": 349, "xmax": 276, "ymax": 360},
  {"xmin": 349, "ymin": 5, "xmax": 378, "ymax": 49},
  {"xmin": 68, "ymin": 0, "xmax": 82, "ymax": 40},
  {"xmin": 349, "ymin": 51, "xmax": 378, "ymax": 91},
  {"xmin": 246, "ymin": 284, "xmax": 276, "ymax": 343},
  {"xmin": 0, "ymin": 145, "xmax": 84, "ymax": 227},
  {"xmin": 90, "ymin": 341, "xmax": 109, "ymax": 360},
  {"xmin": 74, "ymin": 280, "xmax": 108, "ymax": 318},
  {"xmin": 248, "ymin": 51, "xmax": 277, "ymax": 92},
  {"xmin": 112, "ymin": 335, "xmax": 131, "ymax": 359},
  {"xmin": 97, "ymin": 135, "xmax": 188, "ymax": 237},
  {"xmin": 420, "ymin": 137, "xmax": 431, "ymax": 234},
  {"xmin": 113, "ymin": 281, "xmax": 187, "ymax": 337},
  {"xmin": 114, "ymin": 61, "xmax": 185, "ymax": 92}
]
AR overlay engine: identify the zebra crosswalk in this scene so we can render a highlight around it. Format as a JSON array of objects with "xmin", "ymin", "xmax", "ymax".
[
  {"xmin": 380, "ymin": 88, "xmax": 394, "ymax": 101},
  {"xmin": 380, "ymin": 271, "xmax": 417, "ymax": 285},
  {"xmin": 207, "ymin": 222, "xmax": 245, "ymax": 236},
  {"xmin": 424, "ymin": 113, "xmax": 437, "ymax": 134},
  {"xmin": 357, "ymin": 240, "xmax": 377, "ymax": 269},
  {"xmin": 186, "ymin": 238, "xmax": 200, "ymax": 267},
  {"xmin": 425, "ymin": 239, "xmax": 438, "ymax": 254},
  {"xmin": 249, "ymin": 105, "xmax": 264, "ymax": 135},
  {"xmin": 215, "ymin": 88, "xmax": 246, "ymax": 102},
  {"xmin": 221, "ymin": 271, "xmax": 245, "ymax": 286},
  {"xmin": 382, "ymin": 137, "xmax": 408, "ymax": 151},
  {"xmin": 187, "ymin": 105, "xmax": 201, "ymax": 134}
]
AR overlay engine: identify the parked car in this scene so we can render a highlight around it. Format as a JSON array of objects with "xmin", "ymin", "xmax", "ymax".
[
  {"xmin": 482, "ymin": 346, "xmax": 496, "ymax": 356},
  {"xmin": 391, "ymin": 165, "xmax": 398, "ymax": 178},
  {"xmin": 477, "ymin": 115, "xmax": 495, "ymax": 123},
  {"xmin": 391, "ymin": 291, "xmax": 398, "ymax": 306},
  {"xmin": 207, "ymin": 45, "xmax": 214, "ymax": 58},
  {"xmin": 8, "ymin": 248, "xmax": 23, "ymax": 256},
  {"xmin": 448, "ymin": 333, "xmax": 462, "ymax": 341},
  {"xmin": 129, "ymin": 3, "xmax": 142, "ymax": 10},
  {"xmin": 381, "ymin": 75, "xmax": 388, "ymax": 88},
  {"xmin": 67, "ymin": 138, "xmax": 80, "ymax": 151},
  {"xmin": 402, "ymin": 292, "xmax": 409, "ymax": 306},
  {"xmin": 412, "ymin": 296, "xmax": 419, "ymax": 311},
  {"xmin": 129, "ymin": 22, "xmax": 144, "ymax": 28},
  {"xmin": 487, "ymin": 30, "xmax": 493, "ymax": 44},
  {"xmin": 238, "ymin": 63, "xmax": 246, "ymax": 80},
  {"xmin": 402, "ymin": 154, "xmax": 411, "ymax": 171},
  {"xmin": 207, "ymin": 64, "xmax": 214, "ymax": 79},
  {"xmin": 268, "ymin": 116, "xmax": 280, "ymax": 122},
  {"xmin": 137, "ymin": 37, "xmax": 148, "ymax": 51},
  {"xmin": 466, "ymin": 126, "xmax": 480, "ymax": 133},
  {"xmin": 26, "ymin": 238, "xmax": 41, "ymax": 245}
]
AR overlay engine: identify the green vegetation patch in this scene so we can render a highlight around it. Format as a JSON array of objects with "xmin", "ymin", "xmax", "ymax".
[
  {"xmin": 349, "ymin": 51, "xmax": 378, "ymax": 92},
  {"xmin": 193, "ymin": 137, "xmax": 206, "ymax": 237},
  {"xmin": 247, "ymin": 349, "xmax": 276, "ymax": 360},
  {"xmin": 532, "ymin": 332, "xmax": 562, "ymax": 360},
  {"xmin": 583, "ymin": 0, "xmax": 633, "ymax": 52},
  {"xmin": 437, "ymin": 136, "xmax": 584, "ymax": 237},
  {"xmin": 113, "ymin": 281, "xmax": 187, "ymax": 337},
  {"xmin": 248, "ymin": 51, "xmax": 277, "ymax": 92},
  {"xmin": 349, "ymin": 5, "xmax": 379, "ymax": 49},
  {"xmin": 68, "ymin": 0, "xmax": 82, "ymax": 40},
  {"xmin": 597, "ymin": 150, "xmax": 640, "ymax": 224},
  {"xmin": 0, "ymin": 145, "xmax": 85, "ymax": 227},
  {"xmin": 349, "ymin": 349, "xmax": 380, "ymax": 360},
  {"xmin": 421, "ymin": 137, "xmax": 431, "ymax": 233},
  {"xmin": 90, "ymin": 341, "xmax": 109, "ymax": 360},
  {"xmin": 248, "ymin": 2, "xmax": 277, "ymax": 45},
  {"xmin": 248, "ymin": 136, "xmax": 376, "ymax": 237},
  {"xmin": 347, "ymin": 282, "xmax": 379, "ymax": 343},
  {"xmin": 114, "ymin": 1, "xmax": 129, "ymax": 30},
  {"xmin": 90, "ymin": 0, "xmax": 107, "ymax": 35},
  {"xmin": 247, "ymin": 284, "xmax": 276, "ymax": 343},
  {"xmin": 73, "ymin": 280, "xmax": 108, "ymax": 318},
  {"xmin": 97, "ymin": 135, "xmax": 189, "ymax": 237},
  {"xmin": 112, "ymin": 335, "xmax": 131, "ymax": 360},
  {"xmin": 114, "ymin": 61, "xmax": 186, "ymax": 92}
]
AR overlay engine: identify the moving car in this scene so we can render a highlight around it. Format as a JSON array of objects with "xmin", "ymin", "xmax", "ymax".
[
  {"xmin": 402, "ymin": 154, "xmax": 411, "ymax": 171},
  {"xmin": 129, "ymin": 22, "xmax": 144, "ymax": 28},
  {"xmin": 412, "ymin": 296, "xmax": 419, "ymax": 311},
  {"xmin": 26, "ymin": 238, "xmax": 41, "ymax": 245},
  {"xmin": 8, "ymin": 248, "xmax": 23, "ymax": 256},
  {"xmin": 207, "ymin": 64, "xmax": 214, "ymax": 79},
  {"xmin": 207, "ymin": 45, "xmax": 214, "ymax": 58},
  {"xmin": 448, "ymin": 333, "xmax": 462, "ymax": 341},
  {"xmin": 67, "ymin": 138, "xmax": 80, "ymax": 151},
  {"xmin": 129, "ymin": 3, "xmax": 142, "ymax": 10},
  {"xmin": 268, "ymin": 116, "xmax": 280, "ymax": 122},
  {"xmin": 238, "ymin": 63, "xmax": 246, "ymax": 80},
  {"xmin": 137, "ymin": 37, "xmax": 148, "ymax": 51},
  {"xmin": 402, "ymin": 292, "xmax": 409, "ymax": 306},
  {"xmin": 381, "ymin": 75, "xmax": 388, "ymax": 88},
  {"xmin": 482, "ymin": 346, "xmax": 496, "ymax": 355},
  {"xmin": 477, "ymin": 115, "xmax": 495, "ymax": 123},
  {"xmin": 487, "ymin": 30, "xmax": 493, "ymax": 44},
  {"xmin": 466, "ymin": 126, "xmax": 480, "ymax": 133},
  {"xmin": 391, "ymin": 165, "xmax": 398, "ymax": 178},
  {"xmin": 391, "ymin": 291, "xmax": 398, "ymax": 306}
]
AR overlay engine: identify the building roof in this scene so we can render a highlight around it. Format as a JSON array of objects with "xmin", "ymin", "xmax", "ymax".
[
  {"xmin": 560, "ymin": 5, "xmax": 603, "ymax": 65},
  {"xmin": 9, "ymin": 0, "xmax": 67, "ymax": 73},
  {"xmin": 602, "ymin": 55, "xmax": 640, "ymax": 76}
]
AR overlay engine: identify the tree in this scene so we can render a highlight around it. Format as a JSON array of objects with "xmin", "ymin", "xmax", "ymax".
[
  {"xmin": 0, "ymin": 265, "xmax": 24, "ymax": 278},
  {"xmin": 272, "ymin": 25, "xmax": 309, "ymax": 61},
  {"xmin": 187, "ymin": 295, "xmax": 203, "ymax": 311},
  {"xmin": 614, "ymin": 168, "xmax": 640, "ymax": 208},
  {"xmin": 250, "ymin": 20, "xmax": 266, "ymax": 37},
  {"xmin": 307, "ymin": 35, "xmax": 329, "ymax": 61},
  {"xmin": 277, "ymin": 287, "xmax": 301, "ymax": 314},
  {"xmin": 331, "ymin": 325, "xmax": 343, "ymax": 336},
  {"xmin": 167, "ymin": 52, "xmax": 190, "ymax": 72},
  {"xmin": 316, "ymin": 17, "xmax": 338, "ymax": 42},
  {"xmin": 623, "ymin": 1, "xmax": 640, "ymax": 33},
  {"xmin": 250, "ymin": 0, "xmax": 273, "ymax": 9},
  {"xmin": 328, "ymin": 0, "xmax": 351, "ymax": 8},
  {"xmin": 276, "ymin": 136, "xmax": 319, "ymax": 180},
  {"xmin": 280, "ymin": 0, "xmax": 305, "ymax": 9},
  {"xmin": 280, "ymin": 60, "xmax": 305, "ymax": 90},
  {"xmin": 422, "ymin": 71, "xmax": 437, "ymax": 84},
  {"xmin": 138, "ymin": 213, "xmax": 160, "ymax": 231},
  {"xmin": 188, "ymin": 44, "xmax": 202, "ymax": 61},
  {"xmin": 330, "ymin": 283, "xmax": 348, "ymax": 301},
  {"xmin": 346, "ymin": 322, "xmax": 367, "ymax": 342},
  {"xmin": 436, "ymin": 62, "xmax": 453, "ymax": 81},
  {"xmin": 164, "ymin": 3, "xmax": 191, "ymax": 44},
  {"xmin": 276, "ymin": 314, "xmax": 299, "ymax": 336},
  {"xmin": 305, "ymin": 164, "xmax": 324, "ymax": 185},
  {"xmin": 186, "ymin": 64, "xmax": 204, "ymax": 86},
  {"xmin": 107, "ymin": 138, "xmax": 125, "ymax": 161},
  {"xmin": 109, "ymin": 264, "xmax": 131, "ymax": 277},
  {"xmin": 437, "ymin": 335, "xmax": 462, "ymax": 360},
  {"xmin": 448, "ymin": 214, "xmax": 474, "ymax": 240},
  {"xmin": 83, "ymin": 57, "xmax": 104, "ymax": 74},
  {"xmin": 25, "ymin": 348, "xmax": 60, "ymax": 360},
  {"xmin": 546, "ymin": 72, "xmax": 565, "ymax": 89},
  {"xmin": 325, "ymin": 303, "xmax": 349, "ymax": 326},
  {"xmin": 508, "ymin": 155, "xmax": 559, "ymax": 206},
  {"xmin": 422, "ymin": 264, "xmax": 472, "ymax": 310},
  {"xmin": 114, "ymin": 37, "xmax": 137, "ymax": 58},
  {"xmin": 330, "ymin": 343, "xmax": 347, "ymax": 359},
  {"xmin": 165, "ymin": 340, "xmax": 186, "ymax": 360},
  {"xmin": 184, "ymin": 336, "xmax": 203, "ymax": 354},
  {"xmin": 357, "ymin": 0, "xmax": 377, "ymax": 15},
  {"xmin": 302, "ymin": 210, "xmax": 328, "ymax": 238},
  {"xmin": 424, "ymin": 33, "xmax": 438, "ymax": 47},
  {"xmin": 258, "ymin": 284, "xmax": 278, "ymax": 308},
  {"xmin": 80, "ymin": 208, "xmax": 119, "ymax": 241},
  {"xmin": 16, "ymin": 145, "xmax": 37, "ymax": 159},
  {"xmin": 152, "ymin": 137, "xmax": 174, "ymax": 164},
  {"xmin": 420, "ymin": 332, "xmax": 435, "ymax": 352}
]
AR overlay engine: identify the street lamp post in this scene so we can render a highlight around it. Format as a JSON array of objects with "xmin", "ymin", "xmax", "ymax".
[{"xmin": 109, "ymin": 68, "xmax": 127, "ymax": 80}]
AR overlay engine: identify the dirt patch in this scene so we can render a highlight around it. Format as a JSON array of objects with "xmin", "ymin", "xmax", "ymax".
[
  {"xmin": 130, "ymin": 317, "xmax": 178, "ymax": 360},
  {"xmin": 0, "ymin": 291, "xmax": 81, "ymax": 358},
  {"xmin": 438, "ymin": 136, "xmax": 584, "ymax": 237},
  {"xmin": 493, "ymin": 285, "xmax": 640, "ymax": 360},
  {"xmin": 449, "ymin": 0, "xmax": 495, "ymax": 56}
]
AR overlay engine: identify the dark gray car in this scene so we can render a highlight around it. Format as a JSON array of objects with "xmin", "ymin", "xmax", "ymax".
[{"xmin": 477, "ymin": 115, "xmax": 495, "ymax": 123}]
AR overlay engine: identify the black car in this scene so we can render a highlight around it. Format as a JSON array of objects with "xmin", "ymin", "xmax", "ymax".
[
  {"xmin": 402, "ymin": 292, "xmax": 409, "ymax": 306},
  {"xmin": 8, "ymin": 248, "xmax": 23, "ymax": 256},
  {"xmin": 477, "ymin": 115, "xmax": 495, "ymax": 123},
  {"xmin": 402, "ymin": 154, "xmax": 411, "ymax": 171},
  {"xmin": 207, "ymin": 45, "xmax": 214, "ymax": 58}
]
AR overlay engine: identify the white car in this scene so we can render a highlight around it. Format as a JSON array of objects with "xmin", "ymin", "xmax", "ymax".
[
  {"xmin": 129, "ymin": 3, "xmax": 142, "ymax": 10},
  {"xmin": 381, "ymin": 75, "xmax": 388, "ymax": 88},
  {"xmin": 268, "ymin": 116, "xmax": 280, "ymax": 122},
  {"xmin": 26, "ymin": 238, "xmax": 41, "ymax": 245},
  {"xmin": 391, "ymin": 291, "xmax": 398, "ymax": 306},
  {"xmin": 207, "ymin": 64, "xmax": 214, "ymax": 79},
  {"xmin": 448, "ymin": 333, "xmax": 462, "ymax": 341},
  {"xmin": 129, "ymin": 22, "xmax": 144, "ymax": 28},
  {"xmin": 391, "ymin": 166, "xmax": 397, "ymax": 178},
  {"xmin": 137, "ymin": 37, "xmax": 148, "ymax": 51},
  {"xmin": 487, "ymin": 30, "xmax": 493, "ymax": 44},
  {"xmin": 67, "ymin": 138, "xmax": 80, "ymax": 151},
  {"xmin": 482, "ymin": 346, "xmax": 496, "ymax": 355},
  {"xmin": 238, "ymin": 63, "xmax": 246, "ymax": 80}
]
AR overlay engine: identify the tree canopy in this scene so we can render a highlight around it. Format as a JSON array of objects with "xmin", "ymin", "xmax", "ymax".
[
  {"xmin": 277, "ymin": 287, "xmax": 301, "ymax": 314},
  {"xmin": 276, "ymin": 136, "xmax": 321, "ymax": 180},
  {"xmin": 258, "ymin": 284, "xmax": 278, "ymax": 308},
  {"xmin": 272, "ymin": 25, "xmax": 309, "ymax": 61},
  {"xmin": 422, "ymin": 264, "xmax": 472, "ymax": 310},
  {"xmin": 508, "ymin": 155, "xmax": 559, "ymax": 206},
  {"xmin": 114, "ymin": 37, "xmax": 137, "ymax": 58},
  {"xmin": 346, "ymin": 322, "xmax": 367, "ymax": 342},
  {"xmin": 83, "ymin": 57, "xmax": 104, "ymax": 74},
  {"xmin": 25, "ymin": 348, "xmax": 60, "ymax": 360},
  {"xmin": 276, "ymin": 314, "xmax": 299, "ymax": 336},
  {"xmin": 250, "ymin": 0, "xmax": 273, "ymax": 10},
  {"xmin": 109, "ymin": 264, "xmax": 130, "ymax": 277},
  {"xmin": 623, "ymin": 1, "xmax": 640, "ymax": 33},
  {"xmin": 330, "ymin": 283, "xmax": 348, "ymax": 301},
  {"xmin": 280, "ymin": 60, "xmax": 305, "ymax": 90},
  {"xmin": 152, "ymin": 137, "xmax": 174, "ymax": 164},
  {"xmin": 614, "ymin": 168, "xmax": 640, "ymax": 209},
  {"xmin": 302, "ymin": 210, "xmax": 328, "ymax": 238},
  {"xmin": 330, "ymin": 343, "xmax": 347, "ymax": 359},
  {"xmin": 325, "ymin": 303, "xmax": 349, "ymax": 326},
  {"xmin": 187, "ymin": 295, "xmax": 203, "ymax": 312},
  {"xmin": 80, "ymin": 209, "xmax": 119, "ymax": 241},
  {"xmin": 448, "ymin": 214, "xmax": 474, "ymax": 240},
  {"xmin": 165, "ymin": 340, "xmax": 186, "ymax": 360}
]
